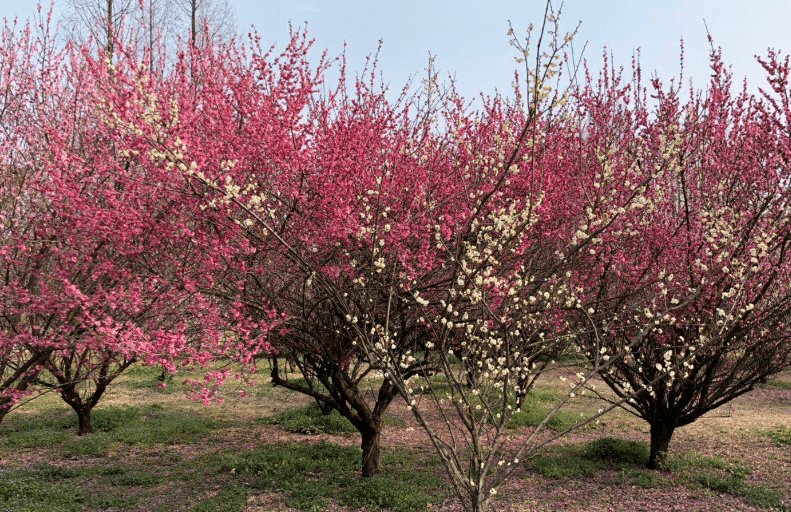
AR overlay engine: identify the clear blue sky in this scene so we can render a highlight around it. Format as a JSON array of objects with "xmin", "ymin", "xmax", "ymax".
[{"xmin": 1, "ymin": 1, "xmax": 789, "ymax": 100}]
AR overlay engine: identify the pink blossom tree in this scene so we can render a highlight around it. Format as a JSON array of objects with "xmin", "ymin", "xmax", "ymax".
[
  {"xmin": 0, "ymin": 18, "xmax": 266, "ymax": 431},
  {"xmin": 0, "ymin": 12, "xmax": 72, "ymax": 421},
  {"xmin": 576, "ymin": 46, "xmax": 791, "ymax": 469}
]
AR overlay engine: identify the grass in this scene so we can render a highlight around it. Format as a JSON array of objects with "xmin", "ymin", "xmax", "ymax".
[
  {"xmin": 663, "ymin": 453, "xmax": 788, "ymax": 511},
  {"xmin": 226, "ymin": 441, "xmax": 445, "ymax": 512},
  {"xmin": 260, "ymin": 400, "xmax": 406, "ymax": 434},
  {"xmin": 190, "ymin": 485, "xmax": 249, "ymax": 512},
  {"xmin": 526, "ymin": 446, "xmax": 605, "ymax": 479},
  {"xmin": 526, "ymin": 437, "xmax": 650, "ymax": 480},
  {"xmin": 756, "ymin": 379, "xmax": 791, "ymax": 391},
  {"xmin": 0, "ymin": 403, "xmax": 238, "ymax": 510},
  {"xmin": 1, "ymin": 393, "xmax": 442, "ymax": 511},
  {"xmin": 1, "ymin": 404, "xmax": 232, "ymax": 453},
  {"xmin": 581, "ymin": 437, "xmax": 650, "ymax": 465},
  {"xmin": 260, "ymin": 401, "xmax": 358, "ymax": 435},
  {"xmin": 525, "ymin": 438, "xmax": 786, "ymax": 510},
  {"xmin": 767, "ymin": 425, "xmax": 791, "ymax": 445},
  {"xmin": 696, "ymin": 467, "xmax": 790, "ymax": 511},
  {"xmin": 0, "ymin": 362, "xmax": 788, "ymax": 511},
  {"xmin": 666, "ymin": 452, "xmax": 730, "ymax": 472},
  {"xmin": 413, "ymin": 374, "xmax": 455, "ymax": 396},
  {"xmin": 0, "ymin": 465, "xmax": 87, "ymax": 512},
  {"xmin": 508, "ymin": 389, "xmax": 585, "ymax": 432}
]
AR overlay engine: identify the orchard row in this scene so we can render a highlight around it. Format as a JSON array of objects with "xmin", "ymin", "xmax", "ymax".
[{"xmin": 2, "ymin": 6, "xmax": 791, "ymax": 512}]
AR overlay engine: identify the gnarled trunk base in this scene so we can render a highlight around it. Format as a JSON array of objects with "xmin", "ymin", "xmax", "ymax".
[
  {"xmin": 76, "ymin": 407, "xmax": 93, "ymax": 436},
  {"xmin": 647, "ymin": 421, "xmax": 675, "ymax": 470}
]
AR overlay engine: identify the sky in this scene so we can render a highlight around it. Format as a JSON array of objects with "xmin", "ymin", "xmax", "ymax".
[{"xmin": 0, "ymin": 0, "xmax": 789, "ymax": 101}]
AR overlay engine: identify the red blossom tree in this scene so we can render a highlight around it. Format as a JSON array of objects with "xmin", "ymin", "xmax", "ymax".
[
  {"xmin": 107, "ymin": 30, "xmax": 455, "ymax": 476},
  {"xmin": 1, "ymin": 13, "xmax": 71, "ymax": 421},
  {"xmin": 0, "ymin": 19, "xmax": 268, "ymax": 431},
  {"xmin": 576, "ymin": 46, "xmax": 791, "ymax": 469}
]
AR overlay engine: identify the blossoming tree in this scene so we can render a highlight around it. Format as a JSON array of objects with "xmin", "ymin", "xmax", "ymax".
[
  {"xmin": 576, "ymin": 46, "xmax": 791, "ymax": 469},
  {"xmin": 0, "ymin": 19, "xmax": 265, "ymax": 431}
]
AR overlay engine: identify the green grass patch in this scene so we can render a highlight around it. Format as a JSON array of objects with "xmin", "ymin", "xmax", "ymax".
[
  {"xmin": 697, "ymin": 467, "xmax": 789, "ymax": 511},
  {"xmin": 111, "ymin": 405, "xmax": 230, "ymax": 445},
  {"xmin": 413, "ymin": 374, "xmax": 454, "ymax": 396},
  {"xmin": 122, "ymin": 363, "xmax": 177, "ymax": 392},
  {"xmin": 508, "ymin": 390, "xmax": 584, "ymax": 432},
  {"xmin": 527, "ymin": 448, "xmax": 604, "ymax": 479},
  {"xmin": 1, "ymin": 427, "xmax": 73, "ymax": 449},
  {"xmin": 260, "ymin": 402, "xmax": 357, "ymax": 435},
  {"xmin": 667, "ymin": 452, "xmax": 730, "ymax": 472},
  {"xmin": 384, "ymin": 415, "xmax": 407, "ymax": 428},
  {"xmin": 226, "ymin": 441, "xmax": 444, "ymax": 511},
  {"xmin": 615, "ymin": 467, "xmax": 667, "ymax": 488},
  {"xmin": 0, "ymin": 410, "xmax": 76, "ymax": 449},
  {"xmin": 110, "ymin": 470, "xmax": 165, "ymax": 487},
  {"xmin": 61, "ymin": 433, "xmax": 114, "ymax": 458},
  {"xmin": 2, "ymin": 404, "xmax": 231, "ymax": 455},
  {"xmin": 526, "ymin": 438, "xmax": 651, "ymax": 480},
  {"xmin": 509, "ymin": 407, "xmax": 583, "ymax": 432},
  {"xmin": 767, "ymin": 426, "xmax": 791, "ymax": 445},
  {"xmin": 0, "ymin": 466, "xmax": 87, "ymax": 511},
  {"xmin": 756, "ymin": 379, "xmax": 791, "ymax": 391}
]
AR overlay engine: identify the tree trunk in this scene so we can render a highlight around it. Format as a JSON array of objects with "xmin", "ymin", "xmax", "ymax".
[
  {"xmin": 0, "ymin": 401, "xmax": 11, "ymax": 425},
  {"xmin": 61, "ymin": 387, "xmax": 98, "ymax": 436},
  {"xmin": 647, "ymin": 420, "xmax": 675, "ymax": 470},
  {"xmin": 75, "ymin": 405, "xmax": 93, "ymax": 436},
  {"xmin": 468, "ymin": 489, "xmax": 487, "ymax": 512},
  {"xmin": 360, "ymin": 427, "xmax": 381, "ymax": 477}
]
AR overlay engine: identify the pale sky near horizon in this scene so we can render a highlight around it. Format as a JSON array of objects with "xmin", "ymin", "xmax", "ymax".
[{"xmin": 1, "ymin": 1, "xmax": 789, "ymax": 101}]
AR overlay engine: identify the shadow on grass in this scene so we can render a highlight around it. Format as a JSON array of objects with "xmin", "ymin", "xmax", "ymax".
[{"xmin": 526, "ymin": 437, "xmax": 651, "ymax": 480}]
